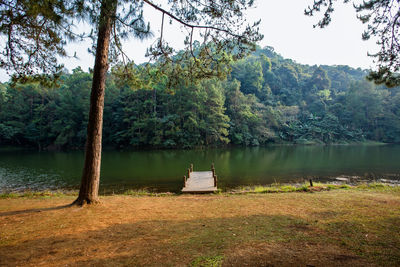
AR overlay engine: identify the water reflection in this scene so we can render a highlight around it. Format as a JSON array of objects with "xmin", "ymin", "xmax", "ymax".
[{"xmin": 0, "ymin": 145, "xmax": 399, "ymax": 192}]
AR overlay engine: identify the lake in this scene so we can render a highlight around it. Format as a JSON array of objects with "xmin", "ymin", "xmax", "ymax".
[{"xmin": 1, "ymin": 145, "xmax": 399, "ymax": 193}]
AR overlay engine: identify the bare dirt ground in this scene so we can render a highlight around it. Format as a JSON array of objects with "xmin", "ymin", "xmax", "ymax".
[{"xmin": 0, "ymin": 190, "xmax": 399, "ymax": 266}]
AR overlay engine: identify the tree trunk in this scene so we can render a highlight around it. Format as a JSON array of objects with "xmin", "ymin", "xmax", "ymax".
[{"xmin": 73, "ymin": 0, "xmax": 117, "ymax": 206}]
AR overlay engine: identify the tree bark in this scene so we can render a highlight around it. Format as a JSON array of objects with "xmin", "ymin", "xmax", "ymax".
[{"xmin": 73, "ymin": 0, "xmax": 117, "ymax": 206}]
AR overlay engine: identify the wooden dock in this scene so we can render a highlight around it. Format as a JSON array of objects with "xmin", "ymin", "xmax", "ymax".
[{"xmin": 182, "ymin": 164, "xmax": 218, "ymax": 193}]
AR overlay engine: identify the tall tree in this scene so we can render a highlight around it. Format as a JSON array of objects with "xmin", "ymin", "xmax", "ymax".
[
  {"xmin": 0, "ymin": 0, "xmax": 262, "ymax": 205},
  {"xmin": 75, "ymin": 0, "xmax": 117, "ymax": 205}
]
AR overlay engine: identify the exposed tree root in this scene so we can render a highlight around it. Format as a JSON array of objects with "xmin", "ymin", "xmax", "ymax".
[{"xmin": 71, "ymin": 197, "xmax": 100, "ymax": 206}]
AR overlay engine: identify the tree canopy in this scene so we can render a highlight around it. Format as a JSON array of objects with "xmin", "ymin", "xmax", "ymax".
[
  {"xmin": 0, "ymin": 0, "xmax": 262, "ymax": 83},
  {"xmin": 305, "ymin": 0, "xmax": 400, "ymax": 87}
]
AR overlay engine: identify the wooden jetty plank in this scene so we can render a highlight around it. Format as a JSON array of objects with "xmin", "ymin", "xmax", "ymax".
[{"xmin": 182, "ymin": 170, "xmax": 217, "ymax": 193}]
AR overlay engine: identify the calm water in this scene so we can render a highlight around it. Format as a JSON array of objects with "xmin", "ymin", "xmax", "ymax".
[{"xmin": 0, "ymin": 145, "xmax": 399, "ymax": 193}]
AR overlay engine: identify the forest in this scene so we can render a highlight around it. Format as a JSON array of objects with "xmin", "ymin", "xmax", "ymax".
[{"xmin": 1, "ymin": 46, "xmax": 399, "ymax": 150}]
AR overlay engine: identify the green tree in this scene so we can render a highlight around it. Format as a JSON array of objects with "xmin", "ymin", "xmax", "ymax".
[
  {"xmin": 200, "ymin": 80, "xmax": 230, "ymax": 145},
  {"xmin": 225, "ymin": 79, "xmax": 274, "ymax": 146},
  {"xmin": 52, "ymin": 69, "xmax": 92, "ymax": 149},
  {"xmin": 231, "ymin": 57, "xmax": 264, "ymax": 96}
]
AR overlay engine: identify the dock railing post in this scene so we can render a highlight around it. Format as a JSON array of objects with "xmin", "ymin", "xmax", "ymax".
[
  {"xmin": 187, "ymin": 168, "xmax": 191, "ymax": 178},
  {"xmin": 184, "ymin": 176, "xmax": 187, "ymax": 187},
  {"xmin": 190, "ymin": 164, "xmax": 193, "ymax": 173},
  {"xmin": 211, "ymin": 163, "xmax": 217, "ymax": 187}
]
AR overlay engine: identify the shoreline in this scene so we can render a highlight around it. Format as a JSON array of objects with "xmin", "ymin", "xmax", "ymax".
[
  {"xmin": 0, "ymin": 141, "xmax": 395, "ymax": 153},
  {"xmin": 1, "ymin": 181, "xmax": 399, "ymax": 198}
]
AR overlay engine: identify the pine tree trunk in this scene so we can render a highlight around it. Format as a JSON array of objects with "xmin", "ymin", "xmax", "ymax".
[{"xmin": 73, "ymin": 0, "xmax": 117, "ymax": 206}]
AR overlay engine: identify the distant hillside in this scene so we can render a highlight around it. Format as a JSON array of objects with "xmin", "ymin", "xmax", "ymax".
[{"xmin": 0, "ymin": 47, "xmax": 399, "ymax": 150}]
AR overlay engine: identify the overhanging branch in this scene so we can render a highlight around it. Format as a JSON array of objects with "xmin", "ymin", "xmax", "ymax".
[{"xmin": 142, "ymin": 0, "xmax": 243, "ymax": 39}]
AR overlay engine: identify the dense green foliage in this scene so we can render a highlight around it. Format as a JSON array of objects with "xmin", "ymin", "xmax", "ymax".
[{"xmin": 1, "ymin": 47, "xmax": 400, "ymax": 150}]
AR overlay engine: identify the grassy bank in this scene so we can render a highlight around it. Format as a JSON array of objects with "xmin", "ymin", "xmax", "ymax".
[
  {"xmin": 0, "ymin": 187, "xmax": 399, "ymax": 266},
  {"xmin": 1, "ymin": 182, "xmax": 398, "ymax": 198}
]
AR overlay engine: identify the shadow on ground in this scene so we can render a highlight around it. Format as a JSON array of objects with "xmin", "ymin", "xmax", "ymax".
[
  {"xmin": 0, "ymin": 204, "xmax": 74, "ymax": 217},
  {"xmin": 0, "ymin": 213, "xmax": 384, "ymax": 267}
]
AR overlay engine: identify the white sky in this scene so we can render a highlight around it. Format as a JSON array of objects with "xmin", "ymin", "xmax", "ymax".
[{"xmin": 0, "ymin": 0, "xmax": 378, "ymax": 82}]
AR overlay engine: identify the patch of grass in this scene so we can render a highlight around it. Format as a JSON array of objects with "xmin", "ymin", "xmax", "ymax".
[
  {"xmin": 0, "ymin": 190, "xmax": 73, "ymax": 199},
  {"xmin": 280, "ymin": 185, "xmax": 297, "ymax": 192},
  {"xmin": 297, "ymin": 184, "xmax": 309, "ymax": 192},
  {"xmin": 253, "ymin": 186, "xmax": 274, "ymax": 193},
  {"xmin": 0, "ymin": 192, "xmax": 19, "ymax": 199},
  {"xmin": 213, "ymin": 188, "xmax": 223, "ymax": 195},
  {"xmin": 363, "ymin": 182, "xmax": 385, "ymax": 189},
  {"xmin": 123, "ymin": 189, "xmax": 174, "ymax": 197},
  {"xmin": 232, "ymin": 182, "xmax": 399, "ymax": 195},
  {"xmin": 326, "ymin": 184, "xmax": 351, "ymax": 190},
  {"xmin": 355, "ymin": 182, "xmax": 399, "ymax": 191},
  {"xmin": 123, "ymin": 189, "xmax": 152, "ymax": 196},
  {"xmin": 326, "ymin": 184, "xmax": 338, "ymax": 190},
  {"xmin": 191, "ymin": 256, "xmax": 223, "ymax": 267},
  {"xmin": 236, "ymin": 183, "xmax": 313, "ymax": 194}
]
